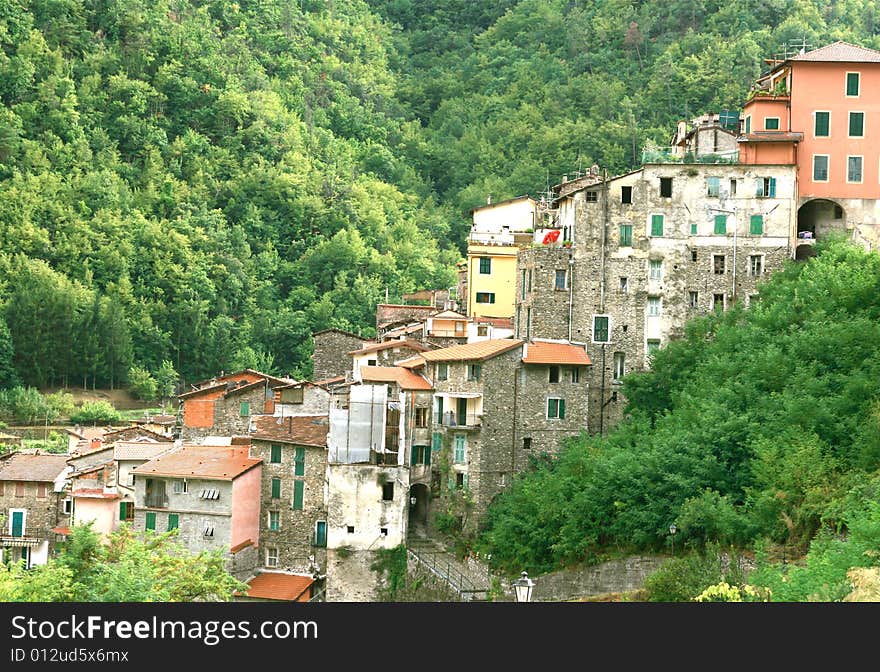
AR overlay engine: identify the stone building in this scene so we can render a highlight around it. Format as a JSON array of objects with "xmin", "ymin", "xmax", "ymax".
[
  {"xmin": 249, "ymin": 414, "xmax": 329, "ymax": 575},
  {"xmin": 517, "ymin": 161, "xmax": 796, "ymax": 433},
  {"xmin": 272, "ymin": 381, "xmax": 331, "ymax": 418},
  {"xmin": 348, "ymin": 339, "xmax": 431, "ymax": 374},
  {"xmin": 132, "ymin": 442, "xmax": 262, "ymax": 579},
  {"xmin": 312, "ymin": 328, "xmax": 370, "ymax": 382},
  {"xmin": 0, "ymin": 452, "xmax": 71, "ymax": 567}
]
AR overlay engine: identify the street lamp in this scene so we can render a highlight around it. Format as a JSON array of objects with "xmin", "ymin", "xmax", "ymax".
[
  {"xmin": 513, "ymin": 570, "xmax": 535, "ymax": 603},
  {"xmin": 669, "ymin": 523, "xmax": 677, "ymax": 557}
]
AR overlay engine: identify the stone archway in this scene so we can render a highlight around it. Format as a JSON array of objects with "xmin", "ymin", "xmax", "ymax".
[
  {"xmin": 408, "ymin": 483, "xmax": 430, "ymax": 535},
  {"xmin": 796, "ymin": 199, "xmax": 846, "ymax": 259}
]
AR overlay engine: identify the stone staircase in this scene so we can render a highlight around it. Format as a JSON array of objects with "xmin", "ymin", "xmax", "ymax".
[{"xmin": 406, "ymin": 533, "xmax": 493, "ymax": 601}]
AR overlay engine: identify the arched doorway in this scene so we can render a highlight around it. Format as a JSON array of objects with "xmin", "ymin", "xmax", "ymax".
[
  {"xmin": 796, "ymin": 199, "xmax": 846, "ymax": 259},
  {"xmin": 408, "ymin": 483, "xmax": 429, "ymax": 536}
]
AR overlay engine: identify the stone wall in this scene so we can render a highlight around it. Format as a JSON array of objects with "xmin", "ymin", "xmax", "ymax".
[
  {"xmin": 515, "ymin": 360, "xmax": 589, "ymax": 456},
  {"xmin": 312, "ymin": 329, "xmax": 367, "ymax": 382},
  {"xmin": 530, "ymin": 555, "xmax": 667, "ymax": 601},
  {"xmin": 324, "ymin": 548, "xmax": 381, "ymax": 602},
  {"xmin": 252, "ymin": 438, "xmax": 327, "ymax": 573},
  {"xmin": 0, "ymin": 483, "xmax": 67, "ymax": 558}
]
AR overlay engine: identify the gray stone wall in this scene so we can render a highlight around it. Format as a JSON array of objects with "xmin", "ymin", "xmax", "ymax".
[
  {"xmin": 530, "ymin": 555, "xmax": 667, "ymax": 601},
  {"xmin": 312, "ymin": 330, "xmax": 366, "ymax": 382},
  {"xmin": 0, "ymin": 483, "xmax": 66, "ymax": 553},
  {"xmin": 515, "ymin": 361, "xmax": 589, "ymax": 457},
  {"xmin": 324, "ymin": 549, "xmax": 381, "ymax": 602},
  {"xmin": 251, "ymin": 439, "xmax": 327, "ymax": 573},
  {"xmin": 179, "ymin": 386, "xmax": 267, "ymax": 442}
]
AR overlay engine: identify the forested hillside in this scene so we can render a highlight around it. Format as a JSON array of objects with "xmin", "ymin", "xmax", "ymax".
[
  {"xmin": 478, "ymin": 240, "xmax": 880, "ymax": 578},
  {"xmin": 3, "ymin": 0, "xmax": 880, "ymax": 388}
]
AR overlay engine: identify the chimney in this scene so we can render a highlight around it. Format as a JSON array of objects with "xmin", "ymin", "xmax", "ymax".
[
  {"xmin": 487, "ymin": 194, "xmax": 491, "ymax": 205},
  {"xmin": 90, "ymin": 437, "xmax": 102, "ymax": 451}
]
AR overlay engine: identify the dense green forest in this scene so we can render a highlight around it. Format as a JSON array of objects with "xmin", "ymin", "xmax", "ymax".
[
  {"xmin": 2, "ymin": 0, "xmax": 880, "ymax": 389},
  {"xmin": 478, "ymin": 241, "xmax": 880, "ymax": 589}
]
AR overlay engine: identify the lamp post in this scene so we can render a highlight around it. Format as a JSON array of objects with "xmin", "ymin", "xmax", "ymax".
[
  {"xmin": 669, "ymin": 523, "xmax": 677, "ymax": 557},
  {"xmin": 513, "ymin": 571, "xmax": 535, "ymax": 603}
]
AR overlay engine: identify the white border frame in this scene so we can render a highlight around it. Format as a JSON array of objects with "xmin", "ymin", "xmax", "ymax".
[
  {"xmin": 813, "ymin": 110, "xmax": 831, "ymax": 138},
  {"xmin": 764, "ymin": 116, "xmax": 780, "ymax": 131},
  {"xmin": 812, "ymin": 154, "xmax": 830, "ymax": 182},
  {"xmin": 845, "ymin": 71, "xmax": 861, "ymax": 98},
  {"xmin": 848, "ymin": 111, "xmax": 865, "ymax": 138},
  {"xmin": 847, "ymin": 155, "xmax": 864, "ymax": 184}
]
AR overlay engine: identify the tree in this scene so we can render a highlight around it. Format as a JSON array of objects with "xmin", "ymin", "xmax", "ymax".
[
  {"xmin": 69, "ymin": 400, "xmax": 121, "ymax": 425},
  {"xmin": 155, "ymin": 360, "xmax": 179, "ymax": 413},
  {"xmin": 128, "ymin": 365, "xmax": 157, "ymax": 401},
  {"xmin": 0, "ymin": 318, "xmax": 19, "ymax": 389}
]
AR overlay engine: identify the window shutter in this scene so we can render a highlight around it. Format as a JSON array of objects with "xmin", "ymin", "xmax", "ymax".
[
  {"xmin": 714, "ymin": 215, "xmax": 726, "ymax": 234},
  {"xmin": 559, "ymin": 399, "xmax": 566, "ymax": 419},
  {"xmin": 750, "ymin": 215, "xmax": 763, "ymax": 235},
  {"xmin": 411, "ymin": 444, "xmax": 419, "ymax": 465},
  {"xmin": 271, "ymin": 478, "xmax": 281, "ymax": 499},
  {"xmin": 462, "ymin": 474, "xmax": 469, "ymax": 489},
  {"xmin": 768, "ymin": 178, "xmax": 776, "ymax": 198},
  {"xmin": 294, "ymin": 447, "xmax": 305, "ymax": 476},
  {"xmin": 424, "ymin": 446, "xmax": 431, "ymax": 465},
  {"xmin": 651, "ymin": 215, "xmax": 664, "ymax": 236},
  {"xmin": 240, "ymin": 401, "xmax": 249, "ymax": 416},
  {"xmin": 145, "ymin": 512, "xmax": 156, "ymax": 531},
  {"xmin": 167, "ymin": 514, "xmax": 179, "ymax": 531},
  {"xmin": 119, "ymin": 502, "xmax": 127, "ymax": 520},
  {"xmin": 293, "ymin": 480, "xmax": 304, "ymax": 510},
  {"xmin": 270, "ymin": 444, "xmax": 281, "ymax": 463}
]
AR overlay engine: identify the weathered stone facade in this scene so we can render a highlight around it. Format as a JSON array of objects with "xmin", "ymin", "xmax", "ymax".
[
  {"xmin": 518, "ymin": 162, "xmax": 796, "ymax": 433},
  {"xmin": 180, "ymin": 384, "xmax": 269, "ymax": 442},
  {"xmin": 312, "ymin": 329, "xmax": 367, "ymax": 382},
  {"xmin": 0, "ymin": 479, "xmax": 68, "ymax": 566},
  {"xmin": 252, "ymin": 437, "xmax": 327, "ymax": 574}
]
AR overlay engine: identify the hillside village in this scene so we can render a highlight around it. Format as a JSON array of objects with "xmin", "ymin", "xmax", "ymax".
[{"xmin": 3, "ymin": 40, "xmax": 880, "ymax": 601}]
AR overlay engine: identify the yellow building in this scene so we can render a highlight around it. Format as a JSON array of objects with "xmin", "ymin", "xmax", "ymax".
[{"xmin": 466, "ymin": 196, "xmax": 537, "ymax": 319}]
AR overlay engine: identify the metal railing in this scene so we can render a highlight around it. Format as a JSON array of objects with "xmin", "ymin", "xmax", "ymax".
[
  {"xmin": 642, "ymin": 147, "xmax": 739, "ymax": 165},
  {"xmin": 428, "ymin": 330, "xmax": 468, "ymax": 338},
  {"xmin": 406, "ymin": 546, "xmax": 487, "ymax": 601},
  {"xmin": 435, "ymin": 412, "xmax": 482, "ymax": 428},
  {"xmin": 143, "ymin": 495, "xmax": 168, "ymax": 508}
]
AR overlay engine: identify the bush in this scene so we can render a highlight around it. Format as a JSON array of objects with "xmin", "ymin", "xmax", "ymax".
[
  {"xmin": 128, "ymin": 366, "xmax": 157, "ymax": 401},
  {"xmin": 69, "ymin": 401, "xmax": 121, "ymax": 425},
  {"xmin": 643, "ymin": 553, "xmax": 723, "ymax": 602}
]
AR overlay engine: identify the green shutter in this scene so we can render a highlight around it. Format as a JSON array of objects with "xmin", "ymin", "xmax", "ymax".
[
  {"xmin": 462, "ymin": 474, "xmax": 469, "ymax": 489},
  {"xmin": 294, "ymin": 447, "xmax": 305, "ymax": 476},
  {"xmin": 240, "ymin": 401, "xmax": 249, "ymax": 416},
  {"xmin": 651, "ymin": 214, "xmax": 664, "ymax": 237},
  {"xmin": 849, "ymin": 112, "xmax": 864, "ymax": 137},
  {"xmin": 167, "ymin": 513, "xmax": 179, "ymax": 531},
  {"xmin": 432, "ymin": 432, "xmax": 442, "ymax": 451},
  {"xmin": 315, "ymin": 521, "xmax": 327, "ymax": 548},
  {"xmin": 145, "ymin": 512, "xmax": 156, "ymax": 531},
  {"xmin": 750, "ymin": 215, "xmax": 764, "ymax": 235},
  {"xmin": 714, "ymin": 215, "xmax": 727, "ymax": 235},
  {"xmin": 271, "ymin": 478, "xmax": 281, "ymax": 499},
  {"xmin": 270, "ymin": 444, "xmax": 281, "ymax": 463},
  {"xmin": 690, "ymin": 222, "xmax": 697, "ymax": 235},
  {"xmin": 411, "ymin": 444, "xmax": 419, "ymax": 465},
  {"xmin": 424, "ymin": 446, "xmax": 431, "ymax": 465},
  {"xmin": 745, "ymin": 116, "xmax": 751, "ymax": 133},
  {"xmin": 11, "ymin": 511, "xmax": 23, "ymax": 537},
  {"xmin": 768, "ymin": 177, "xmax": 776, "ymax": 198},
  {"xmin": 548, "ymin": 398, "xmax": 557, "ymax": 418},
  {"xmin": 619, "ymin": 224, "xmax": 632, "ymax": 247},
  {"xmin": 293, "ymin": 480, "xmax": 304, "ymax": 510},
  {"xmin": 119, "ymin": 501, "xmax": 127, "ymax": 521},
  {"xmin": 847, "ymin": 72, "xmax": 860, "ymax": 96},
  {"xmin": 815, "ymin": 111, "xmax": 829, "ymax": 136},
  {"xmin": 559, "ymin": 398, "xmax": 566, "ymax": 419}
]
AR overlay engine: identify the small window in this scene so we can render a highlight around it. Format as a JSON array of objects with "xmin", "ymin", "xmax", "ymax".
[
  {"xmin": 270, "ymin": 444, "xmax": 282, "ymax": 463},
  {"xmin": 549, "ymin": 366, "xmax": 560, "ymax": 383},
  {"xmin": 523, "ymin": 437, "xmax": 532, "ymax": 450},
  {"xmin": 240, "ymin": 401, "xmax": 249, "ymax": 417},
  {"xmin": 689, "ymin": 291, "xmax": 699, "ymax": 309},
  {"xmin": 745, "ymin": 116, "xmax": 751, "ymax": 134},
  {"xmin": 547, "ymin": 398, "xmax": 566, "ymax": 419},
  {"xmin": 437, "ymin": 363, "xmax": 448, "ymax": 381},
  {"xmin": 382, "ymin": 482, "xmax": 394, "ymax": 501},
  {"xmin": 267, "ymin": 510, "xmax": 280, "ymax": 531},
  {"xmin": 521, "ymin": 270, "xmax": 527, "ymax": 299},
  {"xmin": 690, "ymin": 222, "xmax": 697, "ymax": 235},
  {"xmin": 755, "ymin": 177, "xmax": 776, "ymax": 198},
  {"xmin": 846, "ymin": 72, "xmax": 860, "ymax": 96},
  {"xmin": 619, "ymin": 223, "xmax": 633, "ymax": 247},
  {"xmin": 750, "ymin": 215, "xmax": 764, "ymax": 235},
  {"xmin": 659, "ymin": 177, "xmax": 672, "ymax": 197},
  {"xmin": 454, "ymin": 434, "xmax": 466, "ymax": 463},
  {"xmin": 714, "ymin": 214, "xmax": 727, "ymax": 235},
  {"xmin": 764, "ymin": 117, "xmax": 780, "ymax": 130},
  {"xmin": 621, "ymin": 186, "xmax": 632, "ymax": 204},
  {"xmin": 347, "ymin": 525, "xmax": 355, "ymax": 534},
  {"xmin": 36, "ymin": 483, "xmax": 47, "ymax": 499},
  {"xmin": 619, "ymin": 276, "xmax": 628, "ymax": 293},
  {"xmin": 455, "ymin": 473, "xmax": 466, "ymax": 489},
  {"xmin": 613, "ymin": 352, "xmax": 625, "ymax": 381},
  {"xmin": 271, "ymin": 478, "xmax": 281, "ymax": 499},
  {"xmin": 571, "ymin": 368, "xmax": 580, "ymax": 383},
  {"xmin": 266, "ymin": 547, "xmax": 278, "ymax": 567},
  {"xmin": 172, "ymin": 479, "xmax": 187, "ymax": 494},
  {"xmin": 847, "ymin": 155, "xmax": 863, "ymax": 183},
  {"xmin": 707, "ymin": 176, "xmax": 720, "ymax": 197},
  {"xmin": 467, "ymin": 363, "xmax": 481, "ymax": 381},
  {"xmin": 647, "ymin": 340, "xmax": 661, "ymax": 355},
  {"xmin": 367, "ymin": 359, "xmax": 377, "ymax": 366},
  {"xmin": 649, "ymin": 259, "xmax": 662, "ymax": 281},
  {"xmin": 691, "ymin": 250, "xmax": 698, "ymax": 262},
  {"xmin": 479, "ymin": 257, "xmax": 491, "ymax": 274},
  {"xmin": 713, "ymin": 293, "xmax": 725, "ymax": 311},
  {"xmin": 477, "ymin": 325, "xmax": 488, "ymax": 337},
  {"xmin": 415, "ymin": 407, "xmax": 428, "ymax": 428},
  {"xmin": 592, "ymin": 315, "xmax": 610, "ymax": 343},
  {"xmin": 555, "ymin": 269, "xmax": 567, "ymax": 290},
  {"xmin": 713, "ymin": 255, "xmax": 726, "ymax": 275},
  {"xmin": 204, "ymin": 526, "xmax": 214, "ymax": 538},
  {"xmin": 750, "ymin": 255, "xmax": 763, "ymax": 276},
  {"xmin": 815, "ymin": 111, "xmax": 830, "ymax": 137},
  {"xmin": 729, "ymin": 179, "xmax": 737, "ymax": 196},
  {"xmin": 585, "ymin": 191, "xmax": 598, "ymax": 202},
  {"xmin": 475, "ymin": 292, "xmax": 495, "ymax": 304},
  {"xmin": 63, "ymin": 498, "xmax": 73, "ymax": 515},
  {"xmin": 380, "ymin": 527, "xmax": 388, "ymax": 537},
  {"xmin": 813, "ymin": 155, "xmax": 829, "ymax": 182},
  {"xmin": 199, "ymin": 488, "xmax": 220, "ymax": 500},
  {"xmin": 849, "ymin": 112, "xmax": 864, "ymax": 138},
  {"xmin": 650, "ymin": 214, "xmax": 664, "ymax": 237},
  {"xmin": 647, "ymin": 296, "xmax": 661, "ymax": 316}
]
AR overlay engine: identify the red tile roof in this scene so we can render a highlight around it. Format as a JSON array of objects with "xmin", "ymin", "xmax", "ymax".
[
  {"xmin": 348, "ymin": 339, "xmax": 431, "ymax": 356},
  {"xmin": 240, "ymin": 573, "xmax": 314, "ymax": 602},
  {"xmin": 230, "ymin": 539, "xmax": 254, "ymax": 554},
  {"xmin": 396, "ymin": 356, "xmax": 426, "ymax": 369},
  {"xmin": 0, "ymin": 453, "xmax": 70, "ymax": 482},
  {"xmin": 473, "ymin": 316, "xmax": 513, "ymax": 328},
  {"xmin": 52, "ymin": 526, "xmax": 71, "ymax": 536},
  {"xmin": 132, "ymin": 445, "xmax": 262, "ymax": 480},
  {"xmin": 250, "ymin": 415, "xmax": 329, "ymax": 447},
  {"xmin": 431, "ymin": 310, "xmax": 468, "ymax": 320},
  {"xmin": 522, "ymin": 341, "xmax": 592, "ymax": 366},
  {"xmin": 359, "ymin": 366, "xmax": 433, "ymax": 390},
  {"xmin": 790, "ymin": 40, "xmax": 880, "ymax": 63},
  {"xmin": 72, "ymin": 488, "xmax": 120, "ymax": 500},
  {"xmin": 420, "ymin": 338, "xmax": 523, "ymax": 362}
]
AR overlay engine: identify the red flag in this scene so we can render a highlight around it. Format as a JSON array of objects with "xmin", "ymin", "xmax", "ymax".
[{"xmin": 542, "ymin": 229, "xmax": 561, "ymax": 244}]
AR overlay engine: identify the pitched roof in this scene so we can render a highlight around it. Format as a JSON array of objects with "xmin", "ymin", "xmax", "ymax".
[
  {"xmin": 431, "ymin": 310, "xmax": 468, "ymax": 320},
  {"xmin": 312, "ymin": 327, "xmax": 365, "ymax": 340},
  {"xmin": 0, "ymin": 453, "xmax": 70, "ymax": 482},
  {"xmin": 359, "ymin": 366, "xmax": 433, "ymax": 391},
  {"xmin": 312, "ymin": 376, "xmax": 347, "ymax": 389},
  {"xmin": 469, "ymin": 194, "xmax": 535, "ymax": 214},
  {"xmin": 64, "ymin": 426, "xmax": 109, "ymax": 440},
  {"xmin": 397, "ymin": 356, "xmax": 426, "ymax": 369},
  {"xmin": 473, "ymin": 316, "xmax": 513, "ymax": 328},
  {"xmin": 250, "ymin": 415, "xmax": 329, "ymax": 447},
  {"xmin": 114, "ymin": 441, "xmax": 175, "ymax": 461},
  {"xmin": 190, "ymin": 369, "xmax": 293, "ymax": 390},
  {"xmin": 132, "ymin": 445, "xmax": 262, "ymax": 480},
  {"xmin": 790, "ymin": 41, "xmax": 880, "ymax": 63},
  {"xmin": 130, "ymin": 415, "xmax": 177, "ymax": 426},
  {"xmin": 419, "ymin": 338, "xmax": 523, "ymax": 362},
  {"xmin": 240, "ymin": 572, "xmax": 313, "ymax": 602},
  {"xmin": 103, "ymin": 426, "xmax": 169, "ymax": 443},
  {"xmin": 348, "ymin": 339, "xmax": 431, "ymax": 356},
  {"xmin": 522, "ymin": 341, "xmax": 592, "ymax": 366}
]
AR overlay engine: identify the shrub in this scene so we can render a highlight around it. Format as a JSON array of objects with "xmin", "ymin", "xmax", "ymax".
[
  {"xmin": 643, "ymin": 553, "xmax": 723, "ymax": 602},
  {"xmin": 69, "ymin": 401, "xmax": 121, "ymax": 425},
  {"xmin": 128, "ymin": 366, "xmax": 157, "ymax": 401}
]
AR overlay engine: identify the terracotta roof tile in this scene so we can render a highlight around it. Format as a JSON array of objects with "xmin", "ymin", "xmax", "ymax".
[
  {"xmin": 473, "ymin": 316, "xmax": 513, "ymax": 328},
  {"xmin": 522, "ymin": 341, "xmax": 592, "ymax": 366},
  {"xmin": 240, "ymin": 573, "xmax": 314, "ymax": 602},
  {"xmin": 791, "ymin": 41, "xmax": 880, "ymax": 63},
  {"xmin": 132, "ymin": 445, "xmax": 261, "ymax": 480},
  {"xmin": 348, "ymin": 339, "xmax": 431, "ymax": 356},
  {"xmin": 431, "ymin": 310, "xmax": 468, "ymax": 320},
  {"xmin": 420, "ymin": 338, "xmax": 523, "ymax": 362},
  {"xmin": 0, "ymin": 453, "xmax": 69, "ymax": 482},
  {"xmin": 114, "ymin": 441, "xmax": 175, "ymax": 461},
  {"xmin": 250, "ymin": 415, "xmax": 329, "ymax": 447},
  {"xmin": 72, "ymin": 488, "xmax": 120, "ymax": 500},
  {"xmin": 397, "ymin": 356, "xmax": 426, "ymax": 369},
  {"xmin": 230, "ymin": 539, "xmax": 254, "ymax": 554},
  {"xmin": 359, "ymin": 366, "xmax": 433, "ymax": 390}
]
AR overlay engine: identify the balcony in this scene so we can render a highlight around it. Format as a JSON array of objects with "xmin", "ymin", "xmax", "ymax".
[
  {"xmin": 642, "ymin": 147, "xmax": 739, "ymax": 165},
  {"xmin": 143, "ymin": 495, "xmax": 168, "ymax": 508},
  {"xmin": 428, "ymin": 330, "xmax": 468, "ymax": 338},
  {"xmin": 435, "ymin": 411, "xmax": 482, "ymax": 429}
]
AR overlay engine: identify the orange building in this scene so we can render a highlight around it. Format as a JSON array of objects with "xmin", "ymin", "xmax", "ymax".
[{"xmin": 740, "ymin": 41, "xmax": 880, "ymax": 255}]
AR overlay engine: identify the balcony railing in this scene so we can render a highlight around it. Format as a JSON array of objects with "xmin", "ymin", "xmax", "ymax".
[
  {"xmin": 429, "ymin": 330, "xmax": 468, "ymax": 338},
  {"xmin": 143, "ymin": 495, "xmax": 168, "ymax": 508},
  {"xmin": 435, "ymin": 412, "xmax": 482, "ymax": 428},
  {"xmin": 642, "ymin": 147, "xmax": 739, "ymax": 165}
]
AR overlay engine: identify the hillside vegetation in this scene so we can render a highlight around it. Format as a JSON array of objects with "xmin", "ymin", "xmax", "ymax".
[{"xmin": 479, "ymin": 241, "xmax": 880, "ymax": 580}]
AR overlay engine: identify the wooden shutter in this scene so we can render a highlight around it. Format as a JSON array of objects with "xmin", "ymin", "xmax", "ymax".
[
  {"xmin": 271, "ymin": 478, "xmax": 281, "ymax": 499},
  {"xmin": 240, "ymin": 401, "xmax": 249, "ymax": 416},
  {"xmin": 145, "ymin": 512, "xmax": 156, "ymax": 531},
  {"xmin": 294, "ymin": 447, "xmax": 305, "ymax": 476},
  {"xmin": 270, "ymin": 444, "xmax": 281, "ymax": 463},
  {"xmin": 167, "ymin": 514, "xmax": 179, "ymax": 531},
  {"xmin": 411, "ymin": 444, "xmax": 419, "ymax": 465},
  {"xmin": 714, "ymin": 215, "xmax": 726, "ymax": 234},
  {"xmin": 559, "ymin": 398, "xmax": 566, "ymax": 419},
  {"xmin": 651, "ymin": 215, "xmax": 664, "ymax": 236},
  {"xmin": 119, "ymin": 502, "xmax": 127, "ymax": 521},
  {"xmin": 11, "ymin": 511, "xmax": 23, "ymax": 537},
  {"xmin": 750, "ymin": 215, "xmax": 763, "ymax": 235},
  {"xmin": 293, "ymin": 480, "xmax": 304, "ymax": 510}
]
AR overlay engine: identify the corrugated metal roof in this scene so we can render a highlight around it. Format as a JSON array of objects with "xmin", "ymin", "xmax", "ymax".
[
  {"xmin": 420, "ymin": 338, "xmax": 523, "ymax": 362},
  {"xmin": 791, "ymin": 41, "xmax": 880, "ymax": 63},
  {"xmin": 522, "ymin": 341, "xmax": 592, "ymax": 366}
]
